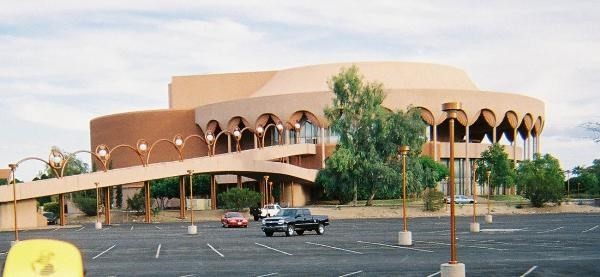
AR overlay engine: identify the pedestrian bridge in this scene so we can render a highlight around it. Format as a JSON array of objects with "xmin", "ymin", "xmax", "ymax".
[{"xmin": 0, "ymin": 144, "xmax": 318, "ymax": 230}]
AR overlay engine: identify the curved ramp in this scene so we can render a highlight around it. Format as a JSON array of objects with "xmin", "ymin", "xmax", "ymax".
[{"xmin": 0, "ymin": 144, "xmax": 318, "ymax": 203}]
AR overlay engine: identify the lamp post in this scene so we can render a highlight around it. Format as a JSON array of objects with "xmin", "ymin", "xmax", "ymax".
[
  {"xmin": 565, "ymin": 170, "xmax": 571, "ymax": 201},
  {"xmin": 485, "ymin": 170, "xmax": 493, "ymax": 224},
  {"xmin": 95, "ymin": 182, "xmax": 102, "ymax": 230},
  {"xmin": 440, "ymin": 102, "xmax": 465, "ymax": 277},
  {"xmin": 294, "ymin": 121, "xmax": 301, "ymax": 144},
  {"xmin": 269, "ymin": 181, "xmax": 274, "ymax": 204},
  {"xmin": 187, "ymin": 170, "xmax": 197, "ymax": 235},
  {"xmin": 470, "ymin": 163, "xmax": 480, "ymax": 233},
  {"xmin": 206, "ymin": 132, "xmax": 215, "ymax": 156},
  {"xmin": 256, "ymin": 125, "xmax": 264, "ymax": 148},
  {"xmin": 276, "ymin": 121, "xmax": 284, "ymax": 145},
  {"xmin": 263, "ymin": 176, "xmax": 270, "ymax": 207},
  {"xmin": 398, "ymin": 145, "xmax": 412, "ymax": 246}
]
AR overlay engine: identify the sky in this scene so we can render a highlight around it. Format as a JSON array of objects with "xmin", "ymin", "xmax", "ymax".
[{"xmin": 1, "ymin": 1, "xmax": 599, "ymax": 181}]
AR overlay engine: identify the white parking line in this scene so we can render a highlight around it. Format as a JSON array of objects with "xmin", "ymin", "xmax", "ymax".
[
  {"xmin": 207, "ymin": 243, "xmax": 224, "ymax": 257},
  {"xmin": 0, "ymin": 252, "xmax": 6, "ymax": 256},
  {"xmin": 415, "ymin": 240, "xmax": 507, "ymax": 251},
  {"xmin": 423, "ymin": 230, "xmax": 449, "ymax": 234},
  {"xmin": 154, "ymin": 226, "xmax": 162, "ymax": 230},
  {"xmin": 537, "ymin": 227, "xmax": 563, "ymax": 234},
  {"xmin": 92, "ymin": 244, "xmax": 116, "ymax": 260},
  {"xmin": 426, "ymin": 271, "xmax": 441, "ymax": 277},
  {"xmin": 130, "ymin": 225, "xmax": 134, "ymax": 231},
  {"xmin": 520, "ymin": 265, "xmax": 538, "ymax": 277},
  {"xmin": 339, "ymin": 270, "xmax": 362, "ymax": 277},
  {"xmin": 52, "ymin": 228, "xmax": 59, "ymax": 232},
  {"xmin": 102, "ymin": 227, "xmax": 111, "ymax": 231},
  {"xmin": 480, "ymin": 229, "xmax": 522, "ymax": 232},
  {"xmin": 179, "ymin": 275, "xmax": 194, "ymax": 277},
  {"xmin": 256, "ymin": 273, "xmax": 278, "ymax": 277},
  {"xmin": 582, "ymin": 225, "xmax": 599, "ymax": 233},
  {"xmin": 255, "ymin": 243, "xmax": 293, "ymax": 256},
  {"xmin": 357, "ymin": 241, "xmax": 434, "ymax": 253},
  {"xmin": 75, "ymin": 226, "xmax": 85, "ymax": 232},
  {"xmin": 305, "ymin": 242, "xmax": 362, "ymax": 254},
  {"xmin": 155, "ymin": 244, "xmax": 161, "ymax": 259}
]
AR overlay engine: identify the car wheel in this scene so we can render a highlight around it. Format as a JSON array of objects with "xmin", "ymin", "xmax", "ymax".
[
  {"xmin": 265, "ymin": 231, "xmax": 274, "ymax": 237},
  {"xmin": 296, "ymin": 230, "xmax": 304, "ymax": 236},
  {"xmin": 316, "ymin": 223, "xmax": 325, "ymax": 235},
  {"xmin": 222, "ymin": 223, "xmax": 227, "ymax": 228},
  {"xmin": 285, "ymin": 224, "xmax": 295, "ymax": 237}
]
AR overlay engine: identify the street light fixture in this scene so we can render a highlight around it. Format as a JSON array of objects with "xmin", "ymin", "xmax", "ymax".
[
  {"xmin": 440, "ymin": 102, "xmax": 465, "ymax": 277},
  {"xmin": 485, "ymin": 170, "xmax": 493, "ymax": 224},
  {"xmin": 276, "ymin": 121, "xmax": 284, "ymax": 145},
  {"xmin": 187, "ymin": 170, "xmax": 197, "ymax": 235},
  {"xmin": 256, "ymin": 125, "xmax": 264, "ymax": 148},
  {"xmin": 233, "ymin": 128, "xmax": 242, "ymax": 152},
  {"xmin": 294, "ymin": 121, "xmax": 301, "ymax": 144},
  {"xmin": 398, "ymin": 145, "xmax": 412, "ymax": 246},
  {"xmin": 8, "ymin": 163, "xmax": 18, "ymax": 245},
  {"xmin": 206, "ymin": 132, "xmax": 215, "ymax": 156},
  {"xmin": 263, "ymin": 175, "xmax": 269, "ymax": 207},
  {"xmin": 564, "ymin": 170, "xmax": 571, "ymax": 201},
  {"xmin": 470, "ymin": 163, "xmax": 480, "ymax": 233}
]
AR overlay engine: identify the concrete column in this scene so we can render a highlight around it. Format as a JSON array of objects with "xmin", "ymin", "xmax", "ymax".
[
  {"xmin": 433, "ymin": 124, "xmax": 438, "ymax": 161},
  {"xmin": 291, "ymin": 182, "xmax": 295, "ymax": 207},
  {"xmin": 492, "ymin": 126, "xmax": 497, "ymax": 143},
  {"xmin": 210, "ymin": 175, "xmax": 217, "ymax": 210},
  {"xmin": 105, "ymin": 187, "xmax": 111, "ymax": 225},
  {"xmin": 321, "ymin": 127, "xmax": 326, "ymax": 168},
  {"xmin": 144, "ymin": 181, "xmax": 151, "ymax": 223},
  {"xmin": 227, "ymin": 134, "xmax": 231, "ymax": 153},
  {"xmin": 254, "ymin": 134, "xmax": 258, "ymax": 149},
  {"xmin": 536, "ymin": 135, "xmax": 541, "ymax": 155},
  {"xmin": 465, "ymin": 125, "xmax": 470, "ymax": 195},
  {"xmin": 59, "ymin": 193, "xmax": 66, "ymax": 226},
  {"xmin": 237, "ymin": 175, "xmax": 242, "ymax": 188},
  {"xmin": 179, "ymin": 176, "xmax": 186, "ymax": 218},
  {"xmin": 513, "ymin": 128, "xmax": 517, "ymax": 165}
]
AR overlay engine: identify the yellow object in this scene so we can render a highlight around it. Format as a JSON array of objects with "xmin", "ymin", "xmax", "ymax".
[{"xmin": 3, "ymin": 239, "xmax": 84, "ymax": 277}]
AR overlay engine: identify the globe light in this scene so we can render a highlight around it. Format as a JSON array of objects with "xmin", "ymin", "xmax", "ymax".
[
  {"xmin": 294, "ymin": 122, "xmax": 301, "ymax": 129},
  {"xmin": 98, "ymin": 149, "xmax": 108, "ymax": 157},
  {"xmin": 139, "ymin": 143, "xmax": 148, "ymax": 152},
  {"xmin": 175, "ymin": 138, "xmax": 183, "ymax": 146},
  {"xmin": 276, "ymin": 122, "xmax": 284, "ymax": 131},
  {"xmin": 233, "ymin": 129, "xmax": 241, "ymax": 138},
  {"xmin": 206, "ymin": 133, "xmax": 214, "ymax": 142},
  {"xmin": 256, "ymin": 126, "xmax": 264, "ymax": 134},
  {"xmin": 52, "ymin": 155, "xmax": 62, "ymax": 165}
]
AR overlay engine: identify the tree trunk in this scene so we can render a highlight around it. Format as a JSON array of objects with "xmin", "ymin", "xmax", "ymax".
[
  {"xmin": 365, "ymin": 193, "xmax": 376, "ymax": 206},
  {"xmin": 353, "ymin": 184, "xmax": 357, "ymax": 206}
]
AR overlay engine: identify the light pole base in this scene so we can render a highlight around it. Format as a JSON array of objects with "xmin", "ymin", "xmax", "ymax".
[
  {"xmin": 187, "ymin": 225, "xmax": 197, "ymax": 235},
  {"xmin": 470, "ymin": 222, "xmax": 480, "ymax": 233},
  {"xmin": 441, "ymin": 262, "xmax": 465, "ymax": 277},
  {"xmin": 485, "ymin": 214, "xmax": 493, "ymax": 224},
  {"xmin": 10, "ymin": 240, "xmax": 19, "ymax": 247},
  {"xmin": 398, "ymin": 231, "xmax": 412, "ymax": 246},
  {"xmin": 95, "ymin": 222, "xmax": 103, "ymax": 230}
]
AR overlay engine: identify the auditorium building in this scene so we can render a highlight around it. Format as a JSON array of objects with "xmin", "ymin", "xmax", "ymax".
[{"xmin": 90, "ymin": 62, "xmax": 545, "ymax": 208}]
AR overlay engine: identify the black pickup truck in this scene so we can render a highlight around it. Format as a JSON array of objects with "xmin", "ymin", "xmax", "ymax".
[{"xmin": 261, "ymin": 208, "xmax": 329, "ymax": 237}]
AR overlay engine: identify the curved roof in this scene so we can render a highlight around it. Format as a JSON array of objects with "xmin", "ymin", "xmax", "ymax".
[{"xmin": 250, "ymin": 61, "xmax": 479, "ymax": 97}]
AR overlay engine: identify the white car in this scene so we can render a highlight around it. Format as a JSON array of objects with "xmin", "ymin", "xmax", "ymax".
[
  {"xmin": 261, "ymin": 204, "xmax": 282, "ymax": 217},
  {"xmin": 444, "ymin": 195, "xmax": 476, "ymax": 204}
]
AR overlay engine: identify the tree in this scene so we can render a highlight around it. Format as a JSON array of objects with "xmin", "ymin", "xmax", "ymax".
[
  {"xmin": 37, "ymin": 147, "xmax": 90, "ymax": 178},
  {"xmin": 151, "ymin": 177, "xmax": 179, "ymax": 209},
  {"xmin": 516, "ymin": 153, "xmax": 564, "ymax": 207},
  {"xmin": 583, "ymin": 122, "xmax": 600, "ymax": 143},
  {"xmin": 322, "ymin": 66, "xmax": 427, "ymax": 206},
  {"xmin": 475, "ymin": 143, "xmax": 516, "ymax": 195},
  {"xmin": 419, "ymin": 156, "xmax": 449, "ymax": 189},
  {"xmin": 219, "ymin": 188, "xmax": 261, "ymax": 211}
]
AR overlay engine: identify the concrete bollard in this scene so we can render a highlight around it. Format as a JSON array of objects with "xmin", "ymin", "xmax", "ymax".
[
  {"xmin": 95, "ymin": 222, "xmax": 102, "ymax": 230},
  {"xmin": 398, "ymin": 231, "xmax": 412, "ymax": 246},
  {"xmin": 187, "ymin": 225, "xmax": 198, "ymax": 235},
  {"xmin": 470, "ymin": 222, "xmax": 480, "ymax": 233},
  {"xmin": 485, "ymin": 214, "xmax": 493, "ymax": 224},
  {"xmin": 441, "ymin": 262, "xmax": 465, "ymax": 277}
]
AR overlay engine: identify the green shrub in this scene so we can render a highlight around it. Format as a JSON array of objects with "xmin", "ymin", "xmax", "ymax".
[
  {"xmin": 73, "ymin": 196, "xmax": 97, "ymax": 216},
  {"xmin": 126, "ymin": 188, "xmax": 146, "ymax": 215},
  {"xmin": 219, "ymin": 188, "xmax": 261, "ymax": 211},
  {"xmin": 423, "ymin": 188, "xmax": 445, "ymax": 211},
  {"xmin": 43, "ymin": 201, "xmax": 60, "ymax": 215}
]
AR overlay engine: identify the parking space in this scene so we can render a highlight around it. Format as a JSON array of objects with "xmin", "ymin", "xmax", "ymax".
[{"xmin": 1, "ymin": 213, "xmax": 599, "ymax": 276}]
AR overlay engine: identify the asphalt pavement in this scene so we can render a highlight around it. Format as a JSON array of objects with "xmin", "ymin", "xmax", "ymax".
[{"xmin": 1, "ymin": 213, "xmax": 599, "ymax": 276}]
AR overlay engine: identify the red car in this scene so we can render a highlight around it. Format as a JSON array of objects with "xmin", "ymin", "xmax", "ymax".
[{"xmin": 221, "ymin": 212, "xmax": 248, "ymax": 228}]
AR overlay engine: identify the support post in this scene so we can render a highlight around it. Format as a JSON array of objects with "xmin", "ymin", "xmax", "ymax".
[
  {"xmin": 59, "ymin": 193, "xmax": 66, "ymax": 226},
  {"xmin": 144, "ymin": 181, "xmax": 151, "ymax": 223},
  {"xmin": 179, "ymin": 176, "xmax": 186, "ymax": 218},
  {"xmin": 105, "ymin": 187, "xmax": 111, "ymax": 225}
]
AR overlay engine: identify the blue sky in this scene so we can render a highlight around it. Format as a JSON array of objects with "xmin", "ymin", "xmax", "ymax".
[{"xmin": 1, "ymin": 1, "xmax": 599, "ymax": 180}]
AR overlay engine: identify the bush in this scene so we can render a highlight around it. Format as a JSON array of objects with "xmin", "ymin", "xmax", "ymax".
[
  {"xmin": 73, "ymin": 196, "xmax": 97, "ymax": 216},
  {"xmin": 219, "ymin": 188, "xmax": 261, "ymax": 211},
  {"xmin": 423, "ymin": 188, "xmax": 445, "ymax": 211},
  {"xmin": 43, "ymin": 202, "xmax": 60, "ymax": 215},
  {"xmin": 126, "ymin": 188, "xmax": 146, "ymax": 215}
]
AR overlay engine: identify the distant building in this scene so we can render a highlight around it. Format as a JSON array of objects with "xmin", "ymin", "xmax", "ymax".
[{"xmin": 90, "ymin": 62, "xmax": 544, "ymax": 207}]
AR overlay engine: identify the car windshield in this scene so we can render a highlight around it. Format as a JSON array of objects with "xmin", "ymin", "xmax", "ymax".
[
  {"xmin": 226, "ymin": 212, "xmax": 242, "ymax": 218},
  {"xmin": 265, "ymin": 205, "xmax": 275, "ymax": 209},
  {"xmin": 276, "ymin": 209, "xmax": 297, "ymax": 217}
]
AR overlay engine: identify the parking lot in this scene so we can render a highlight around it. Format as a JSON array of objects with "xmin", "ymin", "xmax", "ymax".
[{"xmin": 1, "ymin": 213, "xmax": 599, "ymax": 276}]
